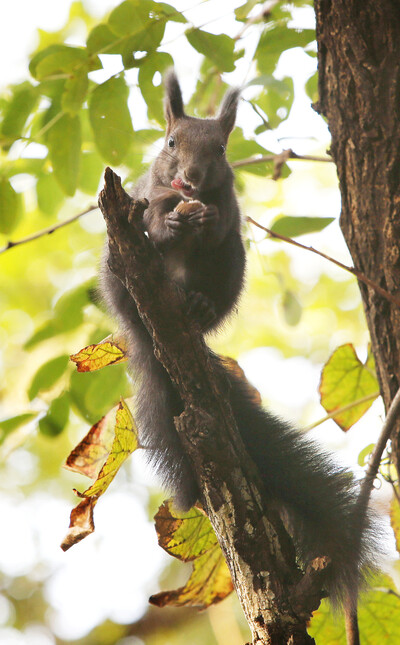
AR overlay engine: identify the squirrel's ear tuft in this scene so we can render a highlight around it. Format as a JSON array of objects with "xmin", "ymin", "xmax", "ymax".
[
  {"xmin": 217, "ymin": 87, "xmax": 241, "ymax": 138},
  {"xmin": 164, "ymin": 69, "xmax": 185, "ymax": 127}
]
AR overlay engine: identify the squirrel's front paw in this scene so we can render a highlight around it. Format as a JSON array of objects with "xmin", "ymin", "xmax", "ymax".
[
  {"xmin": 186, "ymin": 291, "xmax": 217, "ymax": 331},
  {"xmin": 187, "ymin": 204, "xmax": 219, "ymax": 229},
  {"xmin": 166, "ymin": 200, "xmax": 204, "ymax": 237},
  {"xmin": 166, "ymin": 210, "xmax": 188, "ymax": 237}
]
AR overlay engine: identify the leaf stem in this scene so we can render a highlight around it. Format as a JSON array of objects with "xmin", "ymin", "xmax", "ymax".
[{"xmin": 303, "ymin": 392, "xmax": 380, "ymax": 432}]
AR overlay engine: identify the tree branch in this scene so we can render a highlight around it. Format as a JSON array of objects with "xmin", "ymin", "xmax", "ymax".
[
  {"xmin": 231, "ymin": 148, "xmax": 332, "ymax": 171},
  {"xmin": 98, "ymin": 167, "xmax": 326, "ymax": 645},
  {"xmin": 0, "ymin": 205, "xmax": 97, "ymax": 255},
  {"xmin": 359, "ymin": 385, "xmax": 400, "ymax": 508},
  {"xmin": 247, "ymin": 216, "xmax": 400, "ymax": 309}
]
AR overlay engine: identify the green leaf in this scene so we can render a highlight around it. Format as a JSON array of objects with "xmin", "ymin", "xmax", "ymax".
[
  {"xmin": 309, "ymin": 587, "xmax": 400, "ymax": 644},
  {"xmin": 186, "ymin": 29, "xmax": 236, "ymax": 73},
  {"xmin": 271, "ymin": 216, "xmax": 334, "ymax": 238},
  {"xmin": 108, "ymin": 0, "xmax": 165, "ymax": 54},
  {"xmin": 0, "ymin": 413, "xmax": 38, "ymax": 444},
  {"xmin": 25, "ymin": 280, "xmax": 96, "ymax": 349},
  {"xmin": 305, "ymin": 70, "xmax": 318, "ymax": 103},
  {"xmin": 69, "ymin": 363, "xmax": 131, "ymax": 424},
  {"xmin": 62, "ymin": 69, "xmax": 89, "ymax": 114},
  {"xmin": 89, "ymin": 76, "xmax": 133, "ymax": 165},
  {"xmin": 235, "ymin": 0, "xmax": 260, "ymax": 21},
  {"xmin": 30, "ymin": 45, "xmax": 100, "ymax": 81},
  {"xmin": 187, "ymin": 59, "xmax": 228, "ymax": 117},
  {"xmin": 39, "ymin": 392, "xmax": 70, "ymax": 437},
  {"xmin": 47, "ymin": 113, "xmax": 81, "ymax": 196},
  {"xmin": 249, "ymin": 76, "xmax": 294, "ymax": 129},
  {"xmin": 86, "ymin": 24, "xmax": 122, "ymax": 56},
  {"xmin": 78, "ymin": 151, "xmax": 104, "ymax": 194},
  {"xmin": 156, "ymin": 2, "xmax": 187, "ymax": 23},
  {"xmin": 108, "ymin": 0, "xmax": 154, "ymax": 36},
  {"xmin": 227, "ymin": 127, "xmax": 268, "ymax": 163},
  {"xmin": 255, "ymin": 24, "xmax": 315, "ymax": 75},
  {"xmin": 53, "ymin": 280, "xmax": 95, "ymax": 332},
  {"xmin": 138, "ymin": 52, "xmax": 174, "ymax": 124},
  {"xmin": 0, "ymin": 178, "xmax": 24, "ymax": 234},
  {"xmin": 150, "ymin": 501, "xmax": 233, "ymax": 608},
  {"xmin": 36, "ymin": 173, "xmax": 65, "ymax": 217},
  {"xmin": 282, "ymin": 290, "xmax": 302, "ymax": 326},
  {"xmin": 1, "ymin": 82, "xmax": 39, "ymax": 144},
  {"xmin": 357, "ymin": 443, "xmax": 375, "ymax": 467},
  {"xmin": 319, "ymin": 344, "xmax": 380, "ymax": 431},
  {"xmin": 28, "ymin": 355, "xmax": 70, "ymax": 401},
  {"xmin": 24, "ymin": 322, "xmax": 58, "ymax": 350}
]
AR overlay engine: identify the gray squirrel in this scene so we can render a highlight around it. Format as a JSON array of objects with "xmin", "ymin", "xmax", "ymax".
[{"xmin": 100, "ymin": 71, "xmax": 377, "ymax": 607}]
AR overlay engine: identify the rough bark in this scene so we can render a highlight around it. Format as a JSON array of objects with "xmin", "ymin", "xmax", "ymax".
[
  {"xmin": 314, "ymin": 0, "xmax": 400, "ymax": 471},
  {"xmin": 98, "ymin": 167, "xmax": 328, "ymax": 645}
]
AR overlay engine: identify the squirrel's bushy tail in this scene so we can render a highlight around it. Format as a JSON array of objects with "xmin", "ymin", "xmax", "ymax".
[
  {"xmin": 114, "ymin": 284, "xmax": 379, "ymax": 606},
  {"xmin": 224, "ymin": 359, "xmax": 379, "ymax": 607}
]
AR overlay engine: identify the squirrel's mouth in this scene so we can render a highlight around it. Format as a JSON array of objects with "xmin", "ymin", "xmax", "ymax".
[{"xmin": 171, "ymin": 177, "xmax": 196, "ymax": 198}]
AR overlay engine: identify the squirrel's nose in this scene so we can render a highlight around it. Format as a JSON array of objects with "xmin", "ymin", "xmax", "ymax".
[{"xmin": 184, "ymin": 167, "xmax": 201, "ymax": 185}]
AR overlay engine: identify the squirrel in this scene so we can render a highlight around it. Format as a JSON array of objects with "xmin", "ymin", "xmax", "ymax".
[{"xmin": 100, "ymin": 71, "xmax": 377, "ymax": 607}]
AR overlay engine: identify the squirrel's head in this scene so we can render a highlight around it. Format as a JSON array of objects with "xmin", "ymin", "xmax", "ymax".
[{"xmin": 157, "ymin": 70, "xmax": 240, "ymax": 197}]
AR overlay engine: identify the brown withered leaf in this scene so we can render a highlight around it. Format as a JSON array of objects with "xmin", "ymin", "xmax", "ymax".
[
  {"xmin": 60, "ymin": 399, "xmax": 138, "ymax": 551},
  {"xmin": 70, "ymin": 335, "xmax": 128, "ymax": 372},
  {"xmin": 150, "ymin": 500, "xmax": 233, "ymax": 609},
  {"xmin": 61, "ymin": 497, "xmax": 96, "ymax": 552},
  {"xmin": 220, "ymin": 355, "xmax": 262, "ymax": 406},
  {"xmin": 63, "ymin": 408, "xmax": 116, "ymax": 479}
]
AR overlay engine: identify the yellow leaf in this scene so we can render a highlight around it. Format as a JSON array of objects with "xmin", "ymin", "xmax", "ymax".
[
  {"xmin": 70, "ymin": 335, "xmax": 128, "ymax": 372},
  {"xmin": 319, "ymin": 344, "xmax": 379, "ymax": 431},
  {"xmin": 150, "ymin": 501, "xmax": 233, "ymax": 608},
  {"xmin": 61, "ymin": 399, "xmax": 138, "ymax": 550},
  {"xmin": 79, "ymin": 399, "xmax": 138, "ymax": 498}
]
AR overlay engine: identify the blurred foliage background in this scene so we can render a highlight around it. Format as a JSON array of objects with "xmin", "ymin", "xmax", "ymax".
[{"xmin": 0, "ymin": 1, "xmax": 399, "ymax": 643}]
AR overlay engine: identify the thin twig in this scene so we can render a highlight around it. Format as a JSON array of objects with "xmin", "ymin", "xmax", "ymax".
[
  {"xmin": 247, "ymin": 215, "xmax": 400, "ymax": 309},
  {"xmin": 0, "ymin": 205, "xmax": 97, "ymax": 255},
  {"xmin": 231, "ymin": 149, "xmax": 332, "ymax": 169},
  {"xmin": 359, "ymin": 386, "xmax": 400, "ymax": 507}
]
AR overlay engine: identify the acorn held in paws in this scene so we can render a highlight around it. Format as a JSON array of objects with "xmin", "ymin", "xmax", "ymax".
[{"xmin": 174, "ymin": 200, "xmax": 204, "ymax": 216}]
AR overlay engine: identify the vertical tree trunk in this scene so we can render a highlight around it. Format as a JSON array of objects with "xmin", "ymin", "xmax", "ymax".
[{"xmin": 314, "ymin": 0, "xmax": 400, "ymax": 470}]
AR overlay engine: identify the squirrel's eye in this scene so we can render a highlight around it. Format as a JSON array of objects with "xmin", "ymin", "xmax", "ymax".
[
  {"xmin": 168, "ymin": 136, "xmax": 175, "ymax": 148},
  {"xmin": 218, "ymin": 144, "xmax": 226, "ymax": 156}
]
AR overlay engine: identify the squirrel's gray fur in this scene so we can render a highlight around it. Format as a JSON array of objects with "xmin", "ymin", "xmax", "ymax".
[{"xmin": 100, "ymin": 70, "xmax": 378, "ymax": 607}]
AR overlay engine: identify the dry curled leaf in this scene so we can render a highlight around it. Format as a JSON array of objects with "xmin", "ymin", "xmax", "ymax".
[
  {"xmin": 61, "ymin": 399, "xmax": 138, "ymax": 551},
  {"xmin": 63, "ymin": 408, "xmax": 117, "ymax": 479}
]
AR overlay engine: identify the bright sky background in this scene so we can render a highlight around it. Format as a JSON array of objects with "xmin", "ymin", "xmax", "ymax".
[{"xmin": 0, "ymin": 2, "xmax": 393, "ymax": 643}]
